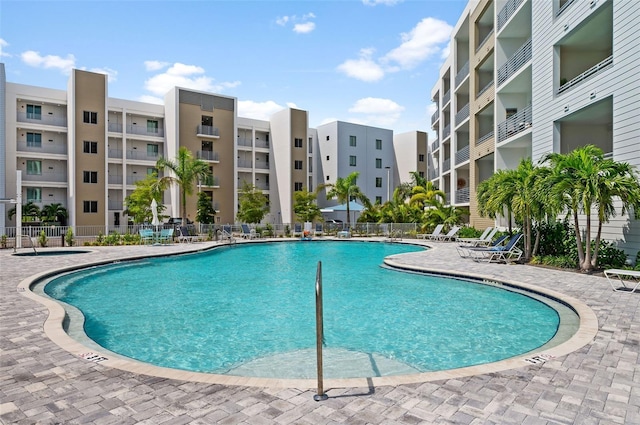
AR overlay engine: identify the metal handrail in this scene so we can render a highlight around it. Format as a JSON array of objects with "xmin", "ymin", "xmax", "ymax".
[
  {"xmin": 497, "ymin": 38, "xmax": 532, "ymax": 86},
  {"xmin": 455, "ymin": 187, "xmax": 470, "ymax": 203},
  {"xmin": 314, "ymin": 261, "xmax": 327, "ymax": 401},
  {"xmin": 556, "ymin": 0, "xmax": 576, "ymax": 17},
  {"xmin": 443, "ymin": 90, "xmax": 451, "ymax": 106},
  {"xmin": 443, "ymin": 158, "xmax": 451, "ymax": 172},
  {"xmin": 431, "ymin": 109, "xmax": 439, "ymax": 125},
  {"xmin": 497, "ymin": 0, "xmax": 524, "ymax": 31},
  {"xmin": 558, "ymin": 55, "xmax": 613, "ymax": 95},
  {"xmin": 477, "ymin": 130, "xmax": 494, "ymax": 146},
  {"xmin": 197, "ymin": 124, "xmax": 219, "ymax": 137},
  {"xmin": 476, "ymin": 29, "xmax": 494, "ymax": 53},
  {"xmin": 476, "ymin": 80, "xmax": 494, "ymax": 99},
  {"xmin": 455, "ymin": 145, "xmax": 470, "ymax": 164},
  {"xmin": 455, "ymin": 61, "xmax": 469, "ymax": 88},
  {"xmin": 443, "ymin": 124, "xmax": 451, "ymax": 140},
  {"xmin": 497, "ymin": 105, "xmax": 533, "ymax": 143},
  {"xmin": 455, "ymin": 103, "xmax": 470, "ymax": 126}
]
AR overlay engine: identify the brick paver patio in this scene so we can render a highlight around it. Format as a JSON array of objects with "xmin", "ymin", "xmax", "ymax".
[{"xmin": 1, "ymin": 239, "xmax": 638, "ymax": 424}]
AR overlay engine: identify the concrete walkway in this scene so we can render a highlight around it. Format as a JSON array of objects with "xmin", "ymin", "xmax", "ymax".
[{"xmin": 1, "ymin": 239, "xmax": 638, "ymax": 424}]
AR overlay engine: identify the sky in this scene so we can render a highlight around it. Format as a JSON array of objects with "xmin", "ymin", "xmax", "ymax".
[{"xmin": 0, "ymin": 0, "xmax": 466, "ymax": 136}]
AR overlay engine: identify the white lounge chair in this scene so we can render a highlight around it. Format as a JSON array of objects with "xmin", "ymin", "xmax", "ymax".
[
  {"xmin": 457, "ymin": 227, "xmax": 495, "ymax": 247},
  {"xmin": 417, "ymin": 224, "xmax": 444, "ymax": 240},
  {"xmin": 435, "ymin": 226, "xmax": 460, "ymax": 242},
  {"xmin": 456, "ymin": 234, "xmax": 508, "ymax": 258},
  {"xmin": 314, "ymin": 223, "xmax": 324, "ymax": 237},
  {"xmin": 292, "ymin": 223, "xmax": 302, "ymax": 237},
  {"xmin": 241, "ymin": 224, "xmax": 259, "ymax": 239},
  {"xmin": 469, "ymin": 233, "xmax": 523, "ymax": 263},
  {"xmin": 604, "ymin": 269, "xmax": 640, "ymax": 293}
]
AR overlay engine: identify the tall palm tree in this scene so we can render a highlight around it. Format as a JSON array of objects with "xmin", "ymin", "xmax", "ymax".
[
  {"xmin": 156, "ymin": 147, "xmax": 211, "ymax": 226},
  {"xmin": 41, "ymin": 203, "xmax": 68, "ymax": 224},
  {"xmin": 323, "ymin": 171, "xmax": 369, "ymax": 227},
  {"xmin": 8, "ymin": 201, "xmax": 41, "ymax": 222},
  {"xmin": 409, "ymin": 180, "xmax": 445, "ymax": 210},
  {"xmin": 477, "ymin": 169, "xmax": 516, "ymax": 235}
]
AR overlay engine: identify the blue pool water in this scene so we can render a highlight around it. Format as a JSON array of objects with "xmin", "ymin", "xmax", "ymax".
[{"xmin": 44, "ymin": 241, "xmax": 560, "ymax": 379}]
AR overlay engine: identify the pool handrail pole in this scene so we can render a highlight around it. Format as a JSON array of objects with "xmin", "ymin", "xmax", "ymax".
[{"xmin": 314, "ymin": 261, "xmax": 328, "ymax": 401}]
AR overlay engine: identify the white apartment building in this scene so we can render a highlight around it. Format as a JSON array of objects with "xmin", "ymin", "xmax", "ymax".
[
  {"xmin": 1, "ymin": 64, "xmax": 427, "ymax": 231},
  {"xmin": 429, "ymin": 0, "xmax": 640, "ymax": 256}
]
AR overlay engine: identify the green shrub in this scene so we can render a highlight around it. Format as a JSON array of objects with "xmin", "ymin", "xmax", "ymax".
[
  {"xmin": 105, "ymin": 232, "xmax": 121, "ymax": 246},
  {"xmin": 457, "ymin": 226, "xmax": 481, "ymax": 239},
  {"xmin": 38, "ymin": 230, "xmax": 48, "ymax": 247},
  {"xmin": 121, "ymin": 232, "xmax": 138, "ymax": 245},
  {"xmin": 65, "ymin": 228, "xmax": 74, "ymax": 246},
  {"xmin": 96, "ymin": 232, "xmax": 105, "ymax": 245},
  {"xmin": 595, "ymin": 240, "xmax": 627, "ymax": 269}
]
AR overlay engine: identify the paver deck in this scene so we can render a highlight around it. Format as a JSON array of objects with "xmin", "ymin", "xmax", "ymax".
[{"xmin": 1, "ymin": 239, "xmax": 638, "ymax": 424}]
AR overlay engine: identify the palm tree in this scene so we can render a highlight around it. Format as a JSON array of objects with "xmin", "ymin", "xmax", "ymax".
[
  {"xmin": 8, "ymin": 201, "xmax": 41, "ymax": 222},
  {"xmin": 323, "ymin": 171, "xmax": 369, "ymax": 227},
  {"xmin": 477, "ymin": 169, "xmax": 517, "ymax": 235},
  {"xmin": 156, "ymin": 147, "xmax": 211, "ymax": 226},
  {"xmin": 41, "ymin": 203, "xmax": 68, "ymax": 224},
  {"xmin": 544, "ymin": 145, "xmax": 640, "ymax": 271},
  {"xmin": 409, "ymin": 180, "xmax": 445, "ymax": 210}
]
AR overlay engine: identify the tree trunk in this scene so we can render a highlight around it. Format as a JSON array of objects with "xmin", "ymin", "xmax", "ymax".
[
  {"xmin": 532, "ymin": 224, "xmax": 541, "ymax": 257},
  {"xmin": 581, "ymin": 213, "xmax": 593, "ymax": 272},
  {"xmin": 573, "ymin": 209, "xmax": 585, "ymax": 267},
  {"xmin": 591, "ymin": 218, "xmax": 603, "ymax": 269}
]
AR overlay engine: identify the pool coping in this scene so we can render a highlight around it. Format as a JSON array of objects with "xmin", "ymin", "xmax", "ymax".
[{"xmin": 17, "ymin": 238, "xmax": 598, "ymax": 389}]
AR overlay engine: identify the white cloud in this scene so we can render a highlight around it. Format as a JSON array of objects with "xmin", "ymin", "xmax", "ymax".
[
  {"xmin": 238, "ymin": 100, "xmax": 287, "ymax": 121},
  {"xmin": 336, "ymin": 48, "xmax": 385, "ymax": 82},
  {"xmin": 362, "ymin": 0, "xmax": 403, "ymax": 6},
  {"xmin": 144, "ymin": 60, "xmax": 169, "ymax": 71},
  {"xmin": 276, "ymin": 13, "xmax": 316, "ymax": 34},
  {"xmin": 348, "ymin": 97, "xmax": 405, "ymax": 127},
  {"xmin": 383, "ymin": 17, "xmax": 452, "ymax": 69},
  {"xmin": 143, "ymin": 62, "xmax": 240, "ymax": 96},
  {"xmin": 21, "ymin": 50, "xmax": 76, "ymax": 74},
  {"xmin": 0, "ymin": 39, "xmax": 10, "ymax": 57},
  {"xmin": 294, "ymin": 22, "xmax": 316, "ymax": 34},
  {"xmin": 89, "ymin": 67, "xmax": 118, "ymax": 82}
]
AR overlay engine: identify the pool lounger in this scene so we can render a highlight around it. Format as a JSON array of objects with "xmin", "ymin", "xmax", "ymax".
[{"xmin": 604, "ymin": 269, "xmax": 640, "ymax": 293}]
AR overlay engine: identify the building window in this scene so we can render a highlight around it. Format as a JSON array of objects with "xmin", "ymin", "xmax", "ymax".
[
  {"xmin": 376, "ymin": 177, "xmax": 383, "ymax": 188},
  {"xmin": 27, "ymin": 187, "xmax": 41, "ymax": 202},
  {"xmin": 26, "ymin": 160, "xmax": 42, "ymax": 175},
  {"xmin": 83, "ymin": 141, "xmax": 98, "ymax": 154},
  {"xmin": 349, "ymin": 135, "xmax": 356, "ymax": 147},
  {"xmin": 294, "ymin": 160, "xmax": 303, "ymax": 170},
  {"xmin": 27, "ymin": 132, "xmax": 42, "ymax": 148},
  {"xmin": 147, "ymin": 167, "xmax": 157, "ymax": 175},
  {"xmin": 376, "ymin": 139, "xmax": 382, "ymax": 150},
  {"xmin": 147, "ymin": 120, "xmax": 159, "ymax": 134},
  {"xmin": 375, "ymin": 158, "xmax": 382, "ymax": 169},
  {"xmin": 349, "ymin": 156, "xmax": 357, "ymax": 166},
  {"xmin": 294, "ymin": 138, "xmax": 303, "ymax": 148},
  {"xmin": 83, "ymin": 111, "xmax": 98, "ymax": 124},
  {"xmin": 83, "ymin": 200, "xmax": 98, "ymax": 213},
  {"xmin": 83, "ymin": 171, "xmax": 98, "ymax": 184},
  {"xmin": 26, "ymin": 104, "xmax": 42, "ymax": 120},
  {"xmin": 294, "ymin": 182, "xmax": 303, "ymax": 191},
  {"xmin": 147, "ymin": 144, "xmax": 159, "ymax": 157},
  {"xmin": 375, "ymin": 196, "xmax": 382, "ymax": 204},
  {"xmin": 419, "ymin": 154, "xmax": 425, "ymax": 162}
]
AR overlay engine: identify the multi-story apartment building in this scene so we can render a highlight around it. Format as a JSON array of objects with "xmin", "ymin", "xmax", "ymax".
[
  {"xmin": 429, "ymin": 0, "xmax": 640, "ymax": 256},
  {"xmin": 1, "ymin": 64, "xmax": 427, "ymax": 231}
]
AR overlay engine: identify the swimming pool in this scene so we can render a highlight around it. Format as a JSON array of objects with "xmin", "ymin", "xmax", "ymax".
[{"xmin": 43, "ymin": 241, "xmax": 564, "ymax": 379}]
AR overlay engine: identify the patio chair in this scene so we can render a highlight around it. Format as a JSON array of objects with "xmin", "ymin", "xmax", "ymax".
[
  {"xmin": 178, "ymin": 226, "xmax": 197, "ymax": 243},
  {"xmin": 221, "ymin": 225, "xmax": 235, "ymax": 243},
  {"xmin": 469, "ymin": 233, "xmax": 523, "ymax": 263},
  {"xmin": 456, "ymin": 234, "xmax": 508, "ymax": 258},
  {"xmin": 604, "ymin": 269, "xmax": 640, "ymax": 293},
  {"xmin": 457, "ymin": 227, "xmax": 495, "ymax": 247},
  {"xmin": 292, "ymin": 223, "xmax": 303, "ymax": 237},
  {"xmin": 240, "ymin": 224, "xmax": 258, "ymax": 239},
  {"xmin": 158, "ymin": 228, "xmax": 175, "ymax": 244},
  {"xmin": 435, "ymin": 225, "xmax": 460, "ymax": 242},
  {"xmin": 139, "ymin": 228, "xmax": 154, "ymax": 245},
  {"xmin": 314, "ymin": 223, "xmax": 324, "ymax": 237},
  {"xmin": 417, "ymin": 224, "xmax": 444, "ymax": 240}
]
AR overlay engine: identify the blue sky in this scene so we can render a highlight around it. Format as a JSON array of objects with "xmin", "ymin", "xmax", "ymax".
[{"xmin": 0, "ymin": 0, "xmax": 466, "ymax": 135}]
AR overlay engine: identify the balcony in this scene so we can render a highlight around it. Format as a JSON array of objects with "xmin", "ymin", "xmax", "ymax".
[
  {"xmin": 197, "ymin": 150, "xmax": 220, "ymax": 162},
  {"xmin": 17, "ymin": 112, "xmax": 67, "ymax": 127},
  {"xmin": 197, "ymin": 125, "xmax": 219, "ymax": 138},
  {"xmin": 108, "ymin": 200, "xmax": 123, "ymax": 210},
  {"xmin": 238, "ymin": 159, "xmax": 253, "ymax": 169},
  {"xmin": 431, "ymin": 109, "xmax": 439, "ymax": 126},
  {"xmin": 108, "ymin": 122, "xmax": 123, "ymax": 133},
  {"xmin": 556, "ymin": 0, "xmax": 576, "ymax": 17},
  {"xmin": 431, "ymin": 139, "xmax": 440, "ymax": 152},
  {"xmin": 455, "ymin": 103, "xmax": 470, "ymax": 126},
  {"xmin": 428, "ymin": 169, "xmax": 439, "ymax": 180},
  {"xmin": 455, "ymin": 187, "xmax": 470, "ymax": 204},
  {"xmin": 443, "ymin": 124, "xmax": 451, "ymax": 141},
  {"xmin": 22, "ymin": 172, "xmax": 67, "ymax": 183},
  {"xmin": 255, "ymin": 140, "xmax": 270, "ymax": 149},
  {"xmin": 497, "ymin": 0, "xmax": 524, "ymax": 31},
  {"xmin": 455, "ymin": 61, "xmax": 470, "ymax": 88},
  {"xmin": 238, "ymin": 138, "xmax": 252, "ymax": 147},
  {"xmin": 108, "ymin": 175, "xmax": 123, "ymax": 185},
  {"xmin": 558, "ymin": 55, "xmax": 613, "ymax": 95},
  {"xmin": 443, "ymin": 90, "xmax": 451, "ymax": 106},
  {"xmin": 497, "ymin": 105, "xmax": 532, "ymax": 143},
  {"xmin": 476, "ymin": 30, "xmax": 494, "ymax": 53},
  {"xmin": 443, "ymin": 158, "xmax": 451, "ymax": 173},
  {"xmin": 497, "ymin": 38, "xmax": 532, "ymax": 86},
  {"xmin": 108, "ymin": 149, "xmax": 123, "ymax": 159},
  {"xmin": 126, "ymin": 150, "xmax": 159, "ymax": 161},
  {"xmin": 477, "ymin": 80, "xmax": 494, "ymax": 99},
  {"xmin": 17, "ymin": 141, "xmax": 67, "ymax": 155},
  {"xmin": 127, "ymin": 124, "xmax": 164, "ymax": 138},
  {"xmin": 200, "ymin": 176, "xmax": 219, "ymax": 187},
  {"xmin": 255, "ymin": 161, "xmax": 270, "ymax": 170},
  {"xmin": 477, "ymin": 130, "xmax": 494, "ymax": 146},
  {"xmin": 455, "ymin": 146, "xmax": 470, "ymax": 165}
]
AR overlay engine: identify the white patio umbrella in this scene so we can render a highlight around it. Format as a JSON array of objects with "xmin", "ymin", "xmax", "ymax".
[{"xmin": 151, "ymin": 199, "xmax": 160, "ymax": 227}]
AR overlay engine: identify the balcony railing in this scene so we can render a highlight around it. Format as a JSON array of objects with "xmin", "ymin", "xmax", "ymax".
[
  {"xmin": 255, "ymin": 140, "xmax": 270, "ymax": 149},
  {"xmin": 17, "ymin": 142, "xmax": 67, "ymax": 155},
  {"xmin": 477, "ymin": 80, "xmax": 494, "ymax": 99},
  {"xmin": 255, "ymin": 161, "xmax": 270, "ymax": 170},
  {"xmin": 237, "ymin": 138, "xmax": 252, "ymax": 147},
  {"xmin": 108, "ymin": 200, "xmax": 123, "ymax": 210},
  {"xmin": 108, "ymin": 148, "xmax": 123, "ymax": 159},
  {"xmin": 556, "ymin": 0, "xmax": 576, "ymax": 17},
  {"xmin": 431, "ymin": 109, "xmax": 439, "ymax": 125},
  {"xmin": 497, "ymin": 38, "xmax": 532, "ymax": 86},
  {"xmin": 558, "ymin": 55, "xmax": 613, "ymax": 95},
  {"xmin": 455, "ymin": 145, "xmax": 470, "ymax": 165},
  {"xmin": 126, "ymin": 175, "xmax": 147, "ymax": 185},
  {"xmin": 428, "ymin": 169, "xmax": 439, "ymax": 180},
  {"xmin": 238, "ymin": 159, "xmax": 253, "ymax": 169},
  {"xmin": 477, "ymin": 130, "xmax": 494, "ymax": 146},
  {"xmin": 197, "ymin": 125, "xmax": 219, "ymax": 137},
  {"xmin": 476, "ymin": 29, "xmax": 494, "ymax": 53},
  {"xmin": 197, "ymin": 150, "xmax": 219, "ymax": 161},
  {"xmin": 108, "ymin": 122, "xmax": 123, "ymax": 133},
  {"xmin": 22, "ymin": 172, "xmax": 67, "ymax": 183},
  {"xmin": 126, "ymin": 150, "xmax": 159, "ymax": 161},
  {"xmin": 443, "ymin": 158, "xmax": 451, "ymax": 173},
  {"xmin": 108, "ymin": 175, "xmax": 123, "ymax": 185},
  {"xmin": 443, "ymin": 90, "xmax": 451, "ymax": 106},
  {"xmin": 17, "ymin": 112, "xmax": 67, "ymax": 127},
  {"xmin": 443, "ymin": 124, "xmax": 451, "ymax": 140},
  {"xmin": 455, "ymin": 103, "xmax": 470, "ymax": 126},
  {"xmin": 200, "ymin": 176, "xmax": 219, "ymax": 187},
  {"xmin": 431, "ymin": 139, "xmax": 440, "ymax": 152},
  {"xmin": 497, "ymin": 105, "xmax": 532, "ymax": 143},
  {"xmin": 127, "ymin": 124, "xmax": 164, "ymax": 137},
  {"xmin": 455, "ymin": 187, "xmax": 470, "ymax": 204},
  {"xmin": 497, "ymin": 0, "xmax": 524, "ymax": 31},
  {"xmin": 455, "ymin": 61, "xmax": 469, "ymax": 88}
]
